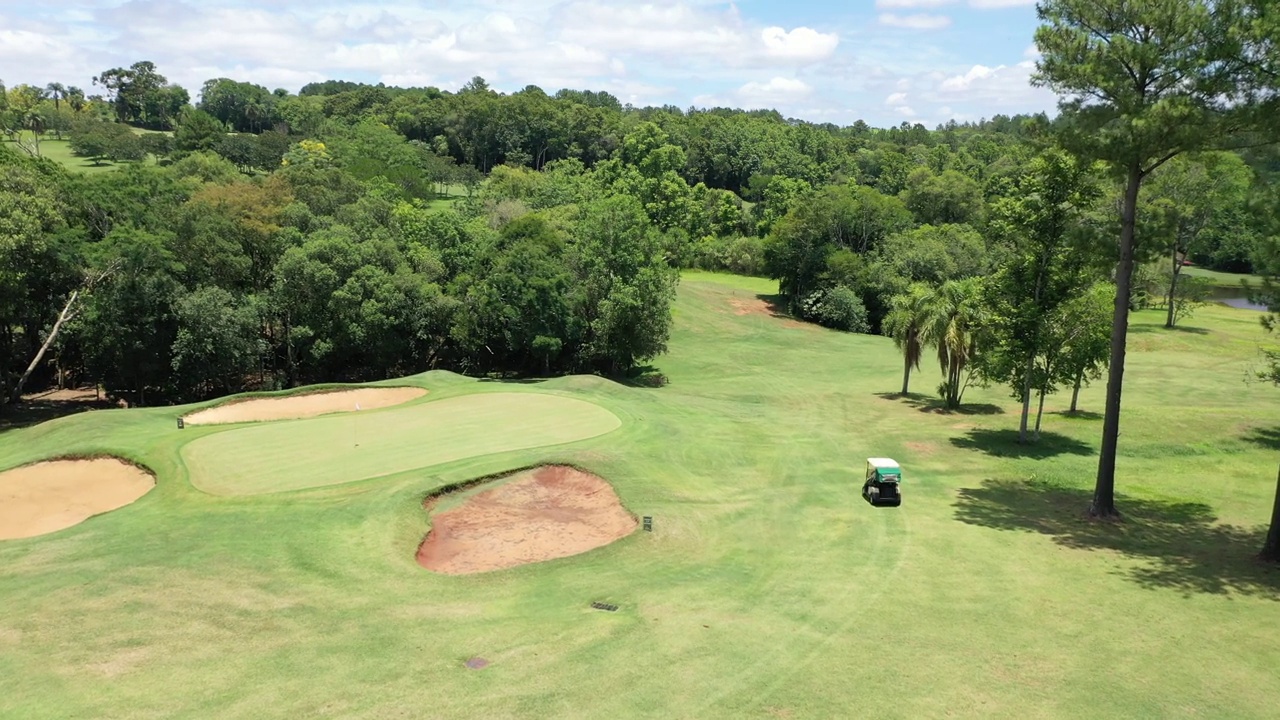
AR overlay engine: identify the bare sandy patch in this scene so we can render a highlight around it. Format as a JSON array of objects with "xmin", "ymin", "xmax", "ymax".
[
  {"xmin": 417, "ymin": 466, "xmax": 637, "ymax": 575},
  {"xmin": 729, "ymin": 297, "xmax": 773, "ymax": 316},
  {"xmin": 183, "ymin": 387, "xmax": 426, "ymax": 426},
  {"xmin": 0, "ymin": 458, "xmax": 154, "ymax": 540},
  {"xmin": 904, "ymin": 441, "xmax": 939, "ymax": 456}
]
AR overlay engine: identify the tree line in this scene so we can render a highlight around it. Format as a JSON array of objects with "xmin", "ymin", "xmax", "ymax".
[{"xmin": 3, "ymin": 0, "xmax": 1280, "ymax": 554}]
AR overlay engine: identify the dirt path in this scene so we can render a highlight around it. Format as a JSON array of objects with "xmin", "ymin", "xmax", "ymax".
[
  {"xmin": 183, "ymin": 387, "xmax": 427, "ymax": 425},
  {"xmin": 417, "ymin": 466, "xmax": 637, "ymax": 575},
  {"xmin": 0, "ymin": 458, "xmax": 154, "ymax": 540}
]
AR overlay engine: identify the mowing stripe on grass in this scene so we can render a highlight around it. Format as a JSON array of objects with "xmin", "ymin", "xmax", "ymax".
[{"xmin": 181, "ymin": 392, "xmax": 621, "ymax": 496}]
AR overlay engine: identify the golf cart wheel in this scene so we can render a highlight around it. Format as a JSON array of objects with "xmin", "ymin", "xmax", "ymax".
[{"xmin": 868, "ymin": 487, "xmax": 880, "ymax": 504}]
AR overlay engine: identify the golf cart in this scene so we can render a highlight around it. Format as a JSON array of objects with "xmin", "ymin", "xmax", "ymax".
[{"xmin": 862, "ymin": 458, "xmax": 902, "ymax": 507}]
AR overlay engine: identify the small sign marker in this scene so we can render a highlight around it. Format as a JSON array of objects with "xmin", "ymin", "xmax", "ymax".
[
  {"xmin": 177, "ymin": 417, "xmax": 185, "ymax": 430},
  {"xmin": 642, "ymin": 516, "xmax": 652, "ymax": 532}
]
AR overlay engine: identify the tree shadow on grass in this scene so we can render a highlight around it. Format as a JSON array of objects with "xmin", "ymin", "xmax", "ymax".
[
  {"xmin": 1053, "ymin": 410, "xmax": 1104, "ymax": 421},
  {"xmin": 950, "ymin": 428, "xmax": 1094, "ymax": 458},
  {"xmin": 0, "ymin": 391, "xmax": 115, "ymax": 433},
  {"xmin": 874, "ymin": 392, "xmax": 1004, "ymax": 416},
  {"xmin": 1242, "ymin": 426, "xmax": 1280, "ymax": 451},
  {"xmin": 476, "ymin": 365, "xmax": 669, "ymax": 389},
  {"xmin": 617, "ymin": 365, "xmax": 669, "ymax": 389},
  {"xmin": 1129, "ymin": 324, "xmax": 1211, "ymax": 336},
  {"xmin": 954, "ymin": 479, "xmax": 1280, "ymax": 598},
  {"xmin": 755, "ymin": 294, "xmax": 790, "ymax": 318},
  {"xmin": 477, "ymin": 376, "xmax": 553, "ymax": 385}
]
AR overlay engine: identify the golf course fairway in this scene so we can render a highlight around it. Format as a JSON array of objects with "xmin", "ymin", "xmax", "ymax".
[
  {"xmin": 182, "ymin": 392, "xmax": 622, "ymax": 495},
  {"xmin": 1, "ymin": 272, "xmax": 1278, "ymax": 718}
]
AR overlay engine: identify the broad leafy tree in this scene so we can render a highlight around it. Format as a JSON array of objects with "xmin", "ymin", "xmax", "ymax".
[
  {"xmin": 978, "ymin": 149, "xmax": 1099, "ymax": 442},
  {"xmin": 1144, "ymin": 152, "xmax": 1253, "ymax": 327}
]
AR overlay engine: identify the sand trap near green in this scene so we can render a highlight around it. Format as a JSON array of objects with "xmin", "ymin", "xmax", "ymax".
[{"xmin": 181, "ymin": 392, "xmax": 621, "ymax": 496}]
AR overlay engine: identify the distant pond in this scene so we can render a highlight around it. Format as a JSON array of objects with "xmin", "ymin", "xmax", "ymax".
[{"xmin": 1209, "ymin": 287, "xmax": 1268, "ymax": 312}]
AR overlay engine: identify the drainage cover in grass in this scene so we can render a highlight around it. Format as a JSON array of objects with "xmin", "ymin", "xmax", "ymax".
[{"xmin": 591, "ymin": 602, "xmax": 619, "ymax": 612}]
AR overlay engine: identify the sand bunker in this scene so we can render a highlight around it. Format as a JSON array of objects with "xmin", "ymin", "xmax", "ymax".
[
  {"xmin": 183, "ymin": 387, "xmax": 426, "ymax": 426},
  {"xmin": 417, "ymin": 466, "xmax": 637, "ymax": 575},
  {"xmin": 0, "ymin": 458, "xmax": 155, "ymax": 540}
]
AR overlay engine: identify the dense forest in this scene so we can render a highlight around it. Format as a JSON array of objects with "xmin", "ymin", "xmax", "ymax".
[{"xmin": 2, "ymin": 45, "xmax": 1279, "ymax": 421}]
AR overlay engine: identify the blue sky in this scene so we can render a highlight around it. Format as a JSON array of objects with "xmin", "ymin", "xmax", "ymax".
[{"xmin": 0, "ymin": 1, "xmax": 1058, "ymax": 127}]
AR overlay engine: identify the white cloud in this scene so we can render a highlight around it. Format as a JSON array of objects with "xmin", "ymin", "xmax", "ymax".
[
  {"xmin": 877, "ymin": 0, "xmax": 956, "ymax": 7},
  {"xmin": 760, "ymin": 26, "xmax": 839, "ymax": 62},
  {"xmin": 737, "ymin": 77, "xmax": 814, "ymax": 104},
  {"xmin": 933, "ymin": 60, "xmax": 1056, "ymax": 111},
  {"xmin": 1023, "ymin": 43, "xmax": 1041, "ymax": 59},
  {"xmin": 878, "ymin": 13, "xmax": 952, "ymax": 30},
  {"xmin": 940, "ymin": 64, "xmax": 1000, "ymax": 92},
  {"xmin": 0, "ymin": 1, "xmax": 1056, "ymax": 127},
  {"xmin": 968, "ymin": 0, "xmax": 1036, "ymax": 7}
]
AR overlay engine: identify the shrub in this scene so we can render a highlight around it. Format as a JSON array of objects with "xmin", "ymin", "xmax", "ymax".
[
  {"xmin": 689, "ymin": 234, "xmax": 766, "ymax": 275},
  {"xmin": 801, "ymin": 286, "xmax": 870, "ymax": 333}
]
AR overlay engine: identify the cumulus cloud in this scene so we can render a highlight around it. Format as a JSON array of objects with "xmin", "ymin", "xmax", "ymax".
[
  {"xmin": 878, "ymin": 13, "xmax": 952, "ymax": 30},
  {"xmin": 968, "ymin": 0, "xmax": 1036, "ymax": 7},
  {"xmin": 0, "ymin": 0, "xmax": 1059, "ymax": 127},
  {"xmin": 737, "ymin": 77, "xmax": 814, "ymax": 104},
  {"xmin": 760, "ymin": 26, "xmax": 839, "ymax": 62},
  {"xmin": 877, "ymin": 0, "xmax": 956, "ymax": 8},
  {"xmin": 933, "ymin": 60, "xmax": 1056, "ymax": 111},
  {"xmin": 940, "ymin": 64, "xmax": 1001, "ymax": 92}
]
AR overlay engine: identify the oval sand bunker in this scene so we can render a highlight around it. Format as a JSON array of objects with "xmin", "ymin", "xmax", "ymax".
[
  {"xmin": 0, "ymin": 458, "xmax": 154, "ymax": 540},
  {"xmin": 183, "ymin": 386, "xmax": 426, "ymax": 425},
  {"xmin": 418, "ymin": 466, "xmax": 637, "ymax": 575}
]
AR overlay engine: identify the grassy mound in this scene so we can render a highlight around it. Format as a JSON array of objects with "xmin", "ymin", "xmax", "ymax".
[{"xmin": 182, "ymin": 392, "xmax": 621, "ymax": 495}]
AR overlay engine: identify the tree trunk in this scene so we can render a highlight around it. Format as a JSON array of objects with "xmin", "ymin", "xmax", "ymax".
[
  {"xmin": 7, "ymin": 291, "xmax": 79, "ymax": 404},
  {"xmin": 1018, "ymin": 355, "xmax": 1035, "ymax": 443},
  {"xmin": 1092, "ymin": 163, "xmax": 1143, "ymax": 519},
  {"xmin": 1260, "ymin": 466, "xmax": 1280, "ymax": 562},
  {"xmin": 1034, "ymin": 381, "xmax": 1049, "ymax": 440},
  {"xmin": 901, "ymin": 357, "xmax": 912, "ymax": 396},
  {"xmin": 1165, "ymin": 246, "xmax": 1182, "ymax": 329},
  {"xmin": 1070, "ymin": 370, "xmax": 1083, "ymax": 414}
]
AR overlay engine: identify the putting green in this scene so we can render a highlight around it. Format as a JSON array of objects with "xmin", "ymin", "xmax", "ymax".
[{"xmin": 181, "ymin": 392, "xmax": 621, "ymax": 496}]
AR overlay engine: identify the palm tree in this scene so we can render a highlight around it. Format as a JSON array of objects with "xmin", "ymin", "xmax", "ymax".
[
  {"xmin": 66, "ymin": 86, "xmax": 86, "ymax": 113},
  {"xmin": 883, "ymin": 283, "xmax": 932, "ymax": 395},
  {"xmin": 923, "ymin": 278, "xmax": 984, "ymax": 409},
  {"xmin": 45, "ymin": 82, "xmax": 66, "ymax": 111}
]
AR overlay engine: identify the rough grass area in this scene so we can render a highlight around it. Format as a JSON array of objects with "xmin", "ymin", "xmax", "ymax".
[
  {"xmin": 1, "ymin": 273, "xmax": 1279, "ymax": 718},
  {"xmin": 182, "ymin": 392, "xmax": 621, "ymax": 495},
  {"xmin": 3, "ymin": 136, "xmax": 155, "ymax": 174}
]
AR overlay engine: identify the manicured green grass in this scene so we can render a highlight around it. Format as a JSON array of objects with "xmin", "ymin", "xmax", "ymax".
[
  {"xmin": 2, "ymin": 273, "xmax": 1279, "ymax": 718},
  {"xmin": 420, "ymin": 183, "xmax": 470, "ymax": 212},
  {"xmin": 2, "ymin": 137, "xmax": 149, "ymax": 174},
  {"xmin": 183, "ymin": 392, "xmax": 621, "ymax": 496},
  {"xmin": 1183, "ymin": 265, "xmax": 1263, "ymax": 290}
]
